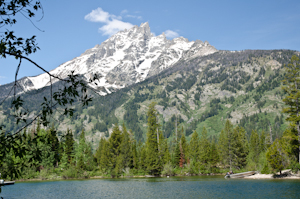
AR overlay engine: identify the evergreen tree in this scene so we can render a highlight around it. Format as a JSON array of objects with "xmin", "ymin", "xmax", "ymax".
[
  {"xmin": 218, "ymin": 120, "xmax": 235, "ymax": 170},
  {"xmin": 218, "ymin": 129, "xmax": 228, "ymax": 167},
  {"xmin": 64, "ymin": 129, "xmax": 74, "ymax": 163},
  {"xmin": 26, "ymin": 126, "xmax": 42, "ymax": 171},
  {"xmin": 173, "ymin": 141, "xmax": 181, "ymax": 166},
  {"xmin": 95, "ymin": 137, "xmax": 105, "ymax": 166},
  {"xmin": 281, "ymin": 124, "xmax": 299, "ymax": 163},
  {"xmin": 108, "ymin": 124, "xmax": 123, "ymax": 176},
  {"xmin": 179, "ymin": 142, "xmax": 185, "ymax": 168},
  {"xmin": 75, "ymin": 129, "xmax": 95, "ymax": 171},
  {"xmin": 47, "ymin": 125, "xmax": 60, "ymax": 166},
  {"xmin": 59, "ymin": 145, "xmax": 69, "ymax": 170},
  {"xmin": 260, "ymin": 130, "xmax": 267, "ymax": 152},
  {"xmin": 199, "ymin": 127, "xmax": 211, "ymax": 165},
  {"xmin": 99, "ymin": 138, "xmax": 110, "ymax": 171},
  {"xmin": 131, "ymin": 138, "xmax": 138, "ymax": 169},
  {"xmin": 232, "ymin": 127, "xmax": 248, "ymax": 169},
  {"xmin": 139, "ymin": 143, "xmax": 147, "ymax": 171},
  {"xmin": 120, "ymin": 123, "xmax": 133, "ymax": 169},
  {"xmin": 145, "ymin": 102, "xmax": 162, "ymax": 175},
  {"xmin": 282, "ymin": 55, "xmax": 300, "ymax": 163},
  {"xmin": 209, "ymin": 137, "xmax": 219, "ymax": 172},
  {"xmin": 266, "ymin": 138, "xmax": 288, "ymax": 174},
  {"xmin": 75, "ymin": 129, "xmax": 87, "ymax": 170},
  {"xmin": 161, "ymin": 139, "xmax": 171, "ymax": 165},
  {"xmin": 248, "ymin": 130, "xmax": 261, "ymax": 166},
  {"xmin": 180, "ymin": 129, "xmax": 189, "ymax": 163},
  {"xmin": 189, "ymin": 130, "xmax": 200, "ymax": 162}
]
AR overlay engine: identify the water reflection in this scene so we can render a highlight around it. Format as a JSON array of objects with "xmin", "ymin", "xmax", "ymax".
[{"xmin": 1, "ymin": 176, "xmax": 300, "ymax": 199}]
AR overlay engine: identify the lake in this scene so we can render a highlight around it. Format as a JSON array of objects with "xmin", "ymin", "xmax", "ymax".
[{"xmin": 1, "ymin": 176, "xmax": 300, "ymax": 198}]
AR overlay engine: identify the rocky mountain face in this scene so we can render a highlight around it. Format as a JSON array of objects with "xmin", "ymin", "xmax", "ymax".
[
  {"xmin": 0, "ymin": 22, "xmax": 217, "ymax": 97},
  {"xmin": 1, "ymin": 22, "xmax": 299, "ymax": 150}
]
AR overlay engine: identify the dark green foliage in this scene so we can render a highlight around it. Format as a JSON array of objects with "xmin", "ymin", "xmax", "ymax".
[
  {"xmin": 120, "ymin": 123, "xmax": 133, "ymax": 169},
  {"xmin": 94, "ymin": 121, "xmax": 108, "ymax": 132},
  {"xmin": 266, "ymin": 139, "xmax": 286, "ymax": 173},
  {"xmin": 123, "ymin": 100, "xmax": 143, "ymax": 141},
  {"xmin": 1, "ymin": 49, "xmax": 300, "ymax": 179},
  {"xmin": 199, "ymin": 127, "xmax": 211, "ymax": 165},
  {"xmin": 282, "ymin": 55, "xmax": 300, "ymax": 163},
  {"xmin": 186, "ymin": 119, "xmax": 199, "ymax": 136},
  {"xmin": 108, "ymin": 125, "xmax": 123, "ymax": 177},
  {"xmin": 145, "ymin": 102, "xmax": 162, "ymax": 175},
  {"xmin": 189, "ymin": 131, "xmax": 200, "ymax": 162}
]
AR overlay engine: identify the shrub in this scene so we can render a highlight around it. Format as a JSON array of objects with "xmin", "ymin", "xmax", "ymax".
[{"xmin": 162, "ymin": 162, "xmax": 175, "ymax": 176}]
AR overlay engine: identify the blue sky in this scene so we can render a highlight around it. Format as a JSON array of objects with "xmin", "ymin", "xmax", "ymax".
[{"xmin": 1, "ymin": 0, "xmax": 300, "ymax": 85}]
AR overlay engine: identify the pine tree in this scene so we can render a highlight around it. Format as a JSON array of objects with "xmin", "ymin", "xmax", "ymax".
[
  {"xmin": 75, "ymin": 129, "xmax": 88, "ymax": 170},
  {"xmin": 34, "ymin": 128, "xmax": 55, "ymax": 169},
  {"xmin": 179, "ymin": 142, "xmax": 185, "ymax": 168},
  {"xmin": 109, "ymin": 124, "xmax": 123, "ymax": 176},
  {"xmin": 266, "ymin": 139, "xmax": 288, "ymax": 174},
  {"xmin": 139, "ymin": 143, "xmax": 147, "ymax": 171},
  {"xmin": 209, "ymin": 137, "xmax": 219, "ymax": 171},
  {"xmin": 120, "ymin": 123, "xmax": 132, "ymax": 169},
  {"xmin": 218, "ymin": 129, "xmax": 228, "ymax": 167},
  {"xmin": 131, "ymin": 138, "xmax": 138, "ymax": 169},
  {"xmin": 99, "ymin": 139, "xmax": 110, "ymax": 171},
  {"xmin": 260, "ymin": 130, "xmax": 267, "ymax": 152},
  {"xmin": 47, "ymin": 124, "xmax": 60, "ymax": 166},
  {"xmin": 248, "ymin": 130, "xmax": 261, "ymax": 166},
  {"xmin": 64, "ymin": 129, "xmax": 74, "ymax": 163},
  {"xmin": 95, "ymin": 137, "xmax": 105, "ymax": 166},
  {"xmin": 232, "ymin": 127, "xmax": 248, "ymax": 169},
  {"xmin": 189, "ymin": 130, "xmax": 200, "ymax": 162},
  {"xmin": 282, "ymin": 55, "xmax": 300, "ymax": 163},
  {"xmin": 180, "ymin": 128, "xmax": 189, "ymax": 163},
  {"xmin": 74, "ymin": 129, "xmax": 95, "ymax": 171},
  {"xmin": 162, "ymin": 139, "xmax": 171, "ymax": 165},
  {"xmin": 218, "ymin": 120, "xmax": 235, "ymax": 170},
  {"xmin": 145, "ymin": 102, "xmax": 162, "ymax": 175},
  {"xmin": 199, "ymin": 127, "xmax": 211, "ymax": 165},
  {"xmin": 281, "ymin": 124, "xmax": 299, "ymax": 163},
  {"xmin": 59, "ymin": 145, "xmax": 69, "ymax": 170},
  {"xmin": 173, "ymin": 141, "xmax": 180, "ymax": 166}
]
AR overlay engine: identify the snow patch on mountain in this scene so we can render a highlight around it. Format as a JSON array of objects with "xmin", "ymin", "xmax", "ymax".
[{"xmin": 8, "ymin": 22, "xmax": 218, "ymax": 95}]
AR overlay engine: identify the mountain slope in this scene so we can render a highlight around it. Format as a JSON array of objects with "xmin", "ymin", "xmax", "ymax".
[
  {"xmin": 1, "ymin": 49, "xmax": 297, "ymax": 150},
  {"xmin": 0, "ymin": 22, "xmax": 217, "ymax": 97},
  {"xmin": 0, "ymin": 23, "xmax": 299, "ymax": 150}
]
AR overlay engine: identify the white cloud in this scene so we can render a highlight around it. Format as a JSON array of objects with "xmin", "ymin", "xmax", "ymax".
[
  {"xmin": 120, "ymin": 9, "xmax": 128, "ymax": 15},
  {"xmin": 99, "ymin": 19, "xmax": 134, "ymax": 36},
  {"xmin": 165, "ymin": 30, "xmax": 179, "ymax": 39},
  {"xmin": 85, "ymin": 7, "xmax": 134, "ymax": 36},
  {"xmin": 125, "ymin": 15, "xmax": 142, "ymax": 20},
  {"xmin": 84, "ymin": 8, "xmax": 110, "ymax": 23}
]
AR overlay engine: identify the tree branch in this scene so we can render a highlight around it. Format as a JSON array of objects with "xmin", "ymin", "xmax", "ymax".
[{"xmin": 4, "ymin": 51, "xmax": 66, "ymax": 82}]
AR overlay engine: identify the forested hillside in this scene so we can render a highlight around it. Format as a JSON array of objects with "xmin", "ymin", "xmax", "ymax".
[{"xmin": 0, "ymin": 49, "xmax": 298, "ymax": 149}]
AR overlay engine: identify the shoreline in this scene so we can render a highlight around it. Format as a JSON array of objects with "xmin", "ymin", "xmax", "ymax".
[
  {"xmin": 13, "ymin": 170, "xmax": 300, "ymax": 182},
  {"xmin": 244, "ymin": 170, "xmax": 300, "ymax": 179},
  {"xmin": 14, "ymin": 173, "xmax": 223, "ymax": 182}
]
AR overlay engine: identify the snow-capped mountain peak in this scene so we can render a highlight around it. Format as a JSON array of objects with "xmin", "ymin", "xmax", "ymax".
[{"xmin": 9, "ymin": 22, "xmax": 218, "ymax": 96}]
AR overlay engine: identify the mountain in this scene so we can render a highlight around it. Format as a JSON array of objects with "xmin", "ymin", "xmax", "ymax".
[
  {"xmin": 0, "ymin": 22, "xmax": 217, "ymax": 97},
  {"xmin": 0, "ymin": 22, "xmax": 299, "ymax": 150}
]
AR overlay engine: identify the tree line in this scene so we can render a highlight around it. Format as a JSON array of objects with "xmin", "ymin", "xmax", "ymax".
[{"xmin": 0, "ymin": 101, "xmax": 298, "ymax": 180}]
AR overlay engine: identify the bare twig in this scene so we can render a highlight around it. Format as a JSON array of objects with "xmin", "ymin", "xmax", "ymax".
[
  {"xmin": 4, "ymin": 51, "xmax": 66, "ymax": 82},
  {"xmin": 14, "ymin": 58, "xmax": 22, "ymax": 100},
  {"xmin": 20, "ymin": 10, "xmax": 44, "ymax": 32}
]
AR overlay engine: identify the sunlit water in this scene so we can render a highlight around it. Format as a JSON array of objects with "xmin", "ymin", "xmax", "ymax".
[{"xmin": 1, "ymin": 176, "xmax": 300, "ymax": 198}]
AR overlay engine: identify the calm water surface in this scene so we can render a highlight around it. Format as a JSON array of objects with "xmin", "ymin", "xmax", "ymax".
[{"xmin": 1, "ymin": 176, "xmax": 300, "ymax": 199}]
